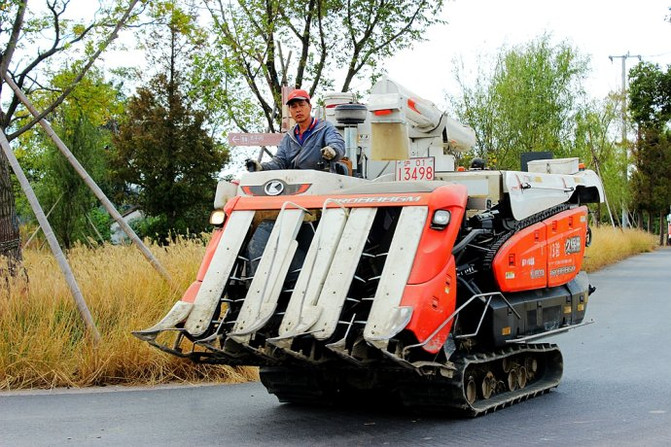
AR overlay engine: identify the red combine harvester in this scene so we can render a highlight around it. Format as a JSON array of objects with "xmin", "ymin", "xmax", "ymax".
[{"xmin": 134, "ymin": 77, "xmax": 604, "ymax": 415}]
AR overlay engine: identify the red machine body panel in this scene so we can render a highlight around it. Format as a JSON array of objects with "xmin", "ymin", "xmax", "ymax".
[
  {"xmin": 401, "ymin": 184, "xmax": 467, "ymax": 353},
  {"xmin": 493, "ymin": 206, "xmax": 588, "ymax": 292},
  {"xmin": 547, "ymin": 207, "xmax": 588, "ymax": 287},
  {"xmin": 401, "ymin": 257, "xmax": 457, "ymax": 353},
  {"xmin": 493, "ymin": 222, "xmax": 548, "ymax": 292}
]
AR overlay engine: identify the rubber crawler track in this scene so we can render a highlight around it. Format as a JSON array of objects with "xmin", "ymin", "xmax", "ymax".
[
  {"xmin": 260, "ymin": 344, "xmax": 562, "ymax": 417},
  {"xmin": 398, "ymin": 343, "xmax": 563, "ymax": 417}
]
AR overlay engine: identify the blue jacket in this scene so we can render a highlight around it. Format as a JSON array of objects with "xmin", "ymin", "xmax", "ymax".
[{"xmin": 261, "ymin": 119, "xmax": 345, "ymax": 170}]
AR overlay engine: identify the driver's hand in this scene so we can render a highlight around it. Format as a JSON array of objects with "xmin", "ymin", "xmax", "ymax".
[
  {"xmin": 245, "ymin": 159, "xmax": 262, "ymax": 172},
  {"xmin": 320, "ymin": 146, "xmax": 336, "ymax": 160}
]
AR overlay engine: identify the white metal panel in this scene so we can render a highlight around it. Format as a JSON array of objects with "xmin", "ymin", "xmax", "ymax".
[
  {"xmin": 185, "ymin": 210, "xmax": 255, "ymax": 336},
  {"xmin": 527, "ymin": 158, "xmax": 579, "ymax": 175},
  {"xmin": 364, "ymin": 206, "xmax": 427, "ymax": 342},
  {"xmin": 231, "ymin": 209, "xmax": 305, "ymax": 336},
  {"xmin": 134, "ymin": 301, "xmax": 193, "ymax": 341},
  {"xmin": 279, "ymin": 208, "xmax": 349, "ymax": 336},
  {"xmin": 435, "ymin": 171, "xmax": 502, "ymax": 198},
  {"xmin": 238, "ymin": 170, "xmax": 368, "ymax": 196},
  {"xmin": 311, "ymin": 207, "xmax": 378, "ymax": 340},
  {"xmin": 573, "ymin": 169, "xmax": 605, "ymax": 203},
  {"xmin": 503, "ymin": 171, "xmax": 576, "ymax": 221}
]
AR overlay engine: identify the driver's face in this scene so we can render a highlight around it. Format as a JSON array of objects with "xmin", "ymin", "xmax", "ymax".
[{"xmin": 288, "ymin": 100, "xmax": 312, "ymax": 125}]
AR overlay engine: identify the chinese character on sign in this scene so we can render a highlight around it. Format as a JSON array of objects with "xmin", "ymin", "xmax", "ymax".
[{"xmin": 227, "ymin": 133, "xmax": 283, "ymax": 147}]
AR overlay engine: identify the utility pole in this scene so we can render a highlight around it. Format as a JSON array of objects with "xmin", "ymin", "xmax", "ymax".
[
  {"xmin": 608, "ymin": 51, "xmax": 642, "ymax": 143},
  {"xmin": 609, "ymin": 52, "xmax": 641, "ymax": 229}
]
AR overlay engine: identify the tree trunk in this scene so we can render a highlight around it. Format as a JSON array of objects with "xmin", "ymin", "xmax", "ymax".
[
  {"xmin": 660, "ymin": 211, "xmax": 665, "ymax": 246},
  {"xmin": 0, "ymin": 148, "xmax": 22, "ymax": 273}
]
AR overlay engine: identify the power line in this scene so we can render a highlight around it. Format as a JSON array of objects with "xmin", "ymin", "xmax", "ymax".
[{"xmin": 640, "ymin": 51, "xmax": 671, "ymax": 59}]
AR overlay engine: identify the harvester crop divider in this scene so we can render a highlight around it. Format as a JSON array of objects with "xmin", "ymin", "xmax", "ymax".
[
  {"xmin": 132, "ymin": 300, "xmax": 194, "ymax": 341},
  {"xmin": 363, "ymin": 206, "xmax": 427, "ymax": 344},
  {"xmin": 193, "ymin": 315, "xmax": 230, "ymax": 344},
  {"xmin": 324, "ymin": 313, "xmax": 368, "ymax": 364},
  {"xmin": 185, "ymin": 210, "xmax": 256, "ymax": 337},
  {"xmin": 137, "ymin": 329, "xmax": 195, "ymax": 359},
  {"xmin": 275, "ymin": 302, "xmax": 324, "ymax": 338},
  {"xmin": 230, "ymin": 206, "xmax": 305, "ymax": 338},
  {"xmin": 326, "ymin": 337, "xmax": 371, "ymax": 366},
  {"xmin": 311, "ymin": 207, "xmax": 378, "ymax": 341},
  {"xmin": 277, "ymin": 200, "xmax": 350, "ymax": 340}
]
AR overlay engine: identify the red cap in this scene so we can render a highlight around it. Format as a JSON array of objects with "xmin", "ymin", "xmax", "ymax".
[{"xmin": 286, "ymin": 89, "xmax": 310, "ymax": 104}]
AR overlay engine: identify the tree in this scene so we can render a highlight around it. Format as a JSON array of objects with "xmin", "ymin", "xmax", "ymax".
[
  {"xmin": 450, "ymin": 55, "xmax": 496, "ymax": 162},
  {"xmin": 628, "ymin": 62, "xmax": 671, "ymax": 240},
  {"xmin": 630, "ymin": 129, "xmax": 671, "ymax": 234},
  {"xmin": 196, "ymin": 0, "xmax": 446, "ymax": 133},
  {"xmin": 41, "ymin": 114, "xmax": 105, "ymax": 247},
  {"xmin": 112, "ymin": 75, "xmax": 227, "ymax": 241},
  {"xmin": 0, "ymin": 0, "xmax": 141, "ymax": 270},
  {"xmin": 573, "ymin": 95, "xmax": 627, "ymax": 226},
  {"xmin": 111, "ymin": 11, "xmax": 227, "ymax": 242},
  {"xmin": 450, "ymin": 34, "xmax": 590, "ymax": 169},
  {"xmin": 628, "ymin": 62, "xmax": 671, "ymax": 128},
  {"xmin": 13, "ymin": 67, "xmax": 122, "ymax": 249}
]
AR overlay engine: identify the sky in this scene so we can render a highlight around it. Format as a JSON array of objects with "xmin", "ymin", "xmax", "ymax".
[
  {"xmin": 377, "ymin": 0, "xmax": 671, "ymax": 109},
  {"xmin": 91, "ymin": 0, "xmax": 671, "ymax": 175},
  {"xmin": 96, "ymin": 0, "xmax": 671, "ymax": 109}
]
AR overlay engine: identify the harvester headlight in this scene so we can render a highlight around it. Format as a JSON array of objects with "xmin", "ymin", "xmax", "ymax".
[
  {"xmin": 209, "ymin": 210, "xmax": 226, "ymax": 226},
  {"xmin": 431, "ymin": 210, "xmax": 451, "ymax": 230}
]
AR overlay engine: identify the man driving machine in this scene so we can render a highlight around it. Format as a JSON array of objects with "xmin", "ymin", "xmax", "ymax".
[{"xmin": 245, "ymin": 89, "xmax": 345, "ymax": 172}]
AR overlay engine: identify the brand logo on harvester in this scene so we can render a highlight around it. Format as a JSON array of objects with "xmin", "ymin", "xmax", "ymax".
[
  {"xmin": 263, "ymin": 180, "xmax": 285, "ymax": 196},
  {"xmin": 564, "ymin": 236, "xmax": 582, "ymax": 254},
  {"xmin": 335, "ymin": 196, "xmax": 422, "ymax": 204}
]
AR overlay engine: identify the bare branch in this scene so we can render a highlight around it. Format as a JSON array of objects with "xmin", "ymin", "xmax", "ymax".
[
  {"xmin": 0, "ymin": 0, "xmax": 27, "ymax": 82},
  {"xmin": 236, "ymin": 0, "xmax": 265, "ymax": 37},
  {"xmin": 359, "ymin": 1, "xmax": 429, "ymax": 62},
  {"xmin": 6, "ymin": 0, "xmax": 142, "ymax": 141},
  {"xmin": 293, "ymin": 0, "xmax": 316, "ymax": 88},
  {"xmin": 342, "ymin": 0, "xmax": 431, "ymax": 91},
  {"xmin": 309, "ymin": 0, "xmax": 328, "ymax": 95},
  {"xmin": 207, "ymin": 0, "xmax": 278, "ymax": 130}
]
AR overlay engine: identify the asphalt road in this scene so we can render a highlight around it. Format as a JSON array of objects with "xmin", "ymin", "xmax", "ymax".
[{"xmin": 2, "ymin": 248, "xmax": 671, "ymax": 447}]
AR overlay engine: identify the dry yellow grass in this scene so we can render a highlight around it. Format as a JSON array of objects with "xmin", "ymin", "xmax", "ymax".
[
  {"xmin": 583, "ymin": 225, "xmax": 658, "ymax": 272},
  {"xmin": 0, "ymin": 225, "xmax": 658, "ymax": 391},
  {"xmin": 0, "ymin": 237, "xmax": 258, "ymax": 391}
]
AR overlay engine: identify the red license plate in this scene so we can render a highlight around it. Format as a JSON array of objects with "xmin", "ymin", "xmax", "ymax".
[{"xmin": 395, "ymin": 157, "xmax": 435, "ymax": 181}]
